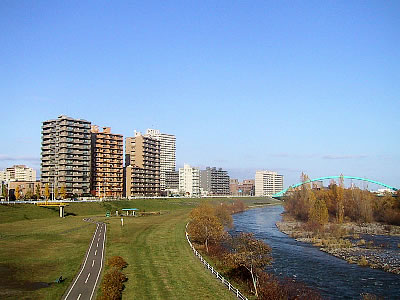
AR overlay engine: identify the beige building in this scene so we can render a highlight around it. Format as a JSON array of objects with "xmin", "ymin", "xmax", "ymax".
[
  {"xmin": 145, "ymin": 129, "xmax": 176, "ymax": 193},
  {"xmin": 41, "ymin": 115, "xmax": 91, "ymax": 196},
  {"xmin": 255, "ymin": 171, "xmax": 284, "ymax": 196},
  {"xmin": 179, "ymin": 164, "xmax": 200, "ymax": 197},
  {"xmin": 1, "ymin": 165, "xmax": 36, "ymax": 182},
  {"xmin": 9, "ymin": 181, "xmax": 41, "ymax": 200},
  {"xmin": 91, "ymin": 126, "xmax": 123, "ymax": 197},
  {"xmin": 125, "ymin": 131, "xmax": 160, "ymax": 197}
]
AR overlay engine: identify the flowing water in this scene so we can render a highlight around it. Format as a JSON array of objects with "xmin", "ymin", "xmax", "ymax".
[{"xmin": 231, "ymin": 205, "xmax": 400, "ymax": 299}]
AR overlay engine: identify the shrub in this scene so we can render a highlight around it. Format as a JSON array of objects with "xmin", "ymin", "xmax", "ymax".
[
  {"xmin": 358, "ymin": 256, "xmax": 369, "ymax": 267},
  {"xmin": 108, "ymin": 256, "xmax": 128, "ymax": 270}
]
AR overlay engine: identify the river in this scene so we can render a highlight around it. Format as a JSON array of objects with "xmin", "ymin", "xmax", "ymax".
[{"xmin": 231, "ymin": 205, "xmax": 400, "ymax": 299}]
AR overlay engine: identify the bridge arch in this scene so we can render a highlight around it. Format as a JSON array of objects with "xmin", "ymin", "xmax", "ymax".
[{"xmin": 273, "ymin": 176, "xmax": 398, "ymax": 197}]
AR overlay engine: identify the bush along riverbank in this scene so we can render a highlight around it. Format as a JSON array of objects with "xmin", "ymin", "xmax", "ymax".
[
  {"xmin": 280, "ymin": 173, "xmax": 400, "ymax": 275},
  {"xmin": 187, "ymin": 200, "xmax": 322, "ymax": 299}
]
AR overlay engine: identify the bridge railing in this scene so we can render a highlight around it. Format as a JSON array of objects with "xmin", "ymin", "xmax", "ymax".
[{"xmin": 185, "ymin": 227, "xmax": 248, "ymax": 300}]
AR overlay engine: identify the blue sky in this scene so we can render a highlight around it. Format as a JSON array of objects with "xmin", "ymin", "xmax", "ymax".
[{"xmin": 1, "ymin": 1, "xmax": 399, "ymax": 188}]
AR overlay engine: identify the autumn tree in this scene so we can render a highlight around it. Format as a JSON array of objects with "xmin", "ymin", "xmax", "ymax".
[
  {"xmin": 44, "ymin": 183, "xmax": 50, "ymax": 200},
  {"xmin": 228, "ymin": 233, "xmax": 272, "ymax": 297},
  {"xmin": 25, "ymin": 189, "xmax": 34, "ymax": 200},
  {"xmin": 55, "ymin": 187, "xmax": 59, "ymax": 199},
  {"xmin": 215, "ymin": 203, "xmax": 233, "ymax": 228},
  {"xmin": 15, "ymin": 186, "xmax": 21, "ymax": 200},
  {"xmin": 188, "ymin": 202, "xmax": 225, "ymax": 252},
  {"xmin": 35, "ymin": 183, "xmax": 41, "ymax": 199},
  {"xmin": 308, "ymin": 192, "xmax": 329, "ymax": 226},
  {"xmin": 60, "ymin": 185, "xmax": 67, "ymax": 199},
  {"xmin": 1, "ymin": 183, "xmax": 7, "ymax": 199}
]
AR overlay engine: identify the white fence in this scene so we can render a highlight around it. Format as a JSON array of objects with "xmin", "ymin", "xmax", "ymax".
[{"xmin": 185, "ymin": 229, "xmax": 248, "ymax": 300}]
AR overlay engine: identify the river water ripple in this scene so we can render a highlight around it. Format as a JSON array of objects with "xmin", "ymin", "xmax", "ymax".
[{"xmin": 231, "ymin": 205, "xmax": 400, "ymax": 300}]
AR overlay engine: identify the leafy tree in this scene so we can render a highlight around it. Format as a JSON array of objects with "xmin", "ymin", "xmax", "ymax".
[
  {"xmin": 228, "ymin": 233, "xmax": 272, "ymax": 297},
  {"xmin": 25, "ymin": 189, "xmax": 34, "ymax": 200},
  {"xmin": 44, "ymin": 183, "xmax": 50, "ymax": 200},
  {"xmin": 35, "ymin": 183, "xmax": 41, "ymax": 199},
  {"xmin": 60, "ymin": 185, "xmax": 67, "ymax": 199},
  {"xmin": 214, "ymin": 203, "xmax": 233, "ymax": 228},
  {"xmin": 55, "ymin": 187, "xmax": 59, "ymax": 199},
  {"xmin": 188, "ymin": 202, "xmax": 225, "ymax": 253},
  {"xmin": 15, "ymin": 186, "xmax": 21, "ymax": 200},
  {"xmin": 1, "ymin": 184, "xmax": 7, "ymax": 199},
  {"xmin": 308, "ymin": 193, "xmax": 329, "ymax": 225}
]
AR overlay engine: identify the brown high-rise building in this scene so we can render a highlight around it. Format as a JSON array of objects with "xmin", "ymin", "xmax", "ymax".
[
  {"xmin": 90, "ymin": 126, "xmax": 123, "ymax": 197},
  {"xmin": 125, "ymin": 132, "xmax": 160, "ymax": 197},
  {"xmin": 41, "ymin": 115, "xmax": 91, "ymax": 196}
]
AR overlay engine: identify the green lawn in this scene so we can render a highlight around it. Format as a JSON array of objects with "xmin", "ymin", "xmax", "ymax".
[{"xmin": 98, "ymin": 209, "xmax": 235, "ymax": 299}]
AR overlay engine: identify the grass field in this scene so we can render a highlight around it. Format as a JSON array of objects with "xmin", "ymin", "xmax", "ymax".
[{"xmin": 0, "ymin": 197, "xmax": 280, "ymax": 299}]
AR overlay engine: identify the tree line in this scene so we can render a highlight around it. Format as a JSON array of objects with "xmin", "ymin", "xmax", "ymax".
[
  {"xmin": 1, "ymin": 183, "xmax": 67, "ymax": 200},
  {"xmin": 187, "ymin": 200, "xmax": 321, "ymax": 299},
  {"xmin": 284, "ymin": 173, "xmax": 400, "ymax": 226}
]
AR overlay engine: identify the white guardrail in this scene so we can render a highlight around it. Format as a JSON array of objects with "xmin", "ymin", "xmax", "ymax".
[{"xmin": 185, "ymin": 227, "xmax": 248, "ymax": 300}]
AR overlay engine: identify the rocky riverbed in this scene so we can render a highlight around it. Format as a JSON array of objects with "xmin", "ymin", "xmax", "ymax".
[{"xmin": 276, "ymin": 218, "xmax": 400, "ymax": 275}]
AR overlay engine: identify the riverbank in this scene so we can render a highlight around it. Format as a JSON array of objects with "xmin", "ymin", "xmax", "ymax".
[{"xmin": 276, "ymin": 215, "xmax": 400, "ymax": 275}]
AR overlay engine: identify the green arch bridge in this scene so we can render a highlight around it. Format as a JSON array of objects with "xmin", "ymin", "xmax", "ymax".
[{"xmin": 273, "ymin": 176, "xmax": 398, "ymax": 198}]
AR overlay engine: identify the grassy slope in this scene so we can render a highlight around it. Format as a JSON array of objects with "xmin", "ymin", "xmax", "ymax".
[{"xmin": 99, "ymin": 209, "xmax": 234, "ymax": 299}]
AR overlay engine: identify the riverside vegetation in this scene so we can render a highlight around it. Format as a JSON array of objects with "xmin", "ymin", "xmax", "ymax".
[
  {"xmin": 187, "ymin": 200, "xmax": 322, "ymax": 299},
  {"xmin": 278, "ymin": 173, "xmax": 400, "ymax": 275}
]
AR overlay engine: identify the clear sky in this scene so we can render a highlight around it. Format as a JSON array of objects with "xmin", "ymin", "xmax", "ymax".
[{"xmin": 1, "ymin": 1, "xmax": 399, "ymax": 188}]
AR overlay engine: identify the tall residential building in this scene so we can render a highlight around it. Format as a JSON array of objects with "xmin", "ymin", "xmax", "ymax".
[
  {"xmin": 179, "ymin": 164, "xmax": 200, "ymax": 197},
  {"xmin": 165, "ymin": 170, "xmax": 179, "ymax": 191},
  {"xmin": 255, "ymin": 171, "xmax": 284, "ymax": 196},
  {"xmin": 125, "ymin": 131, "xmax": 160, "ymax": 197},
  {"xmin": 41, "ymin": 115, "xmax": 91, "ymax": 196},
  {"xmin": 200, "ymin": 167, "xmax": 230, "ymax": 195},
  {"xmin": 0, "ymin": 165, "xmax": 36, "ymax": 182},
  {"xmin": 230, "ymin": 178, "xmax": 239, "ymax": 195},
  {"xmin": 90, "ymin": 126, "xmax": 123, "ymax": 197},
  {"xmin": 145, "ymin": 129, "xmax": 176, "ymax": 192}
]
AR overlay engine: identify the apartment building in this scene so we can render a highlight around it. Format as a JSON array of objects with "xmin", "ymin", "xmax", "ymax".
[
  {"xmin": 145, "ymin": 129, "xmax": 176, "ymax": 192},
  {"xmin": 41, "ymin": 115, "xmax": 91, "ymax": 196},
  {"xmin": 200, "ymin": 167, "xmax": 230, "ymax": 195},
  {"xmin": 230, "ymin": 178, "xmax": 239, "ymax": 195},
  {"xmin": 0, "ymin": 165, "xmax": 36, "ymax": 182},
  {"xmin": 179, "ymin": 164, "xmax": 200, "ymax": 197},
  {"xmin": 125, "ymin": 132, "xmax": 160, "ymax": 197},
  {"xmin": 255, "ymin": 171, "xmax": 284, "ymax": 196},
  {"xmin": 165, "ymin": 170, "xmax": 179, "ymax": 192},
  {"xmin": 91, "ymin": 126, "xmax": 123, "ymax": 197}
]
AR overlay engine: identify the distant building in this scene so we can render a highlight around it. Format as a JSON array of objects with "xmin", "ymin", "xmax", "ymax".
[
  {"xmin": 200, "ymin": 167, "xmax": 230, "ymax": 195},
  {"xmin": 230, "ymin": 178, "xmax": 239, "ymax": 195},
  {"xmin": 312, "ymin": 180, "xmax": 323, "ymax": 190},
  {"xmin": 239, "ymin": 179, "xmax": 255, "ymax": 196},
  {"xmin": 9, "ymin": 181, "xmax": 41, "ymax": 200},
  {"xmin": 145, "ymin": 129, "xmax": 176, "ymax": 193},
  {"xmin": 90, "ymin": 126, "xmax": 123, "ymax": 198},
  {"xmin": 165, "ymin": 170, "xmax": 179, "ymax": 193},
  {"xmin": 41, "ymin": 115, "xmax": 91, "ymax": 196},
  {"xmin": 125, "ymin": 131, "xmax": 160, "ymax": 197},
  {"xmin": 179, "ymin": 164, "xmax": 200, "ymax": 197},
  {"xmin": 0, "ymin": 165, "xmax": 36, "ymax": 182},
  {"xmin": 255, "ymin": 171, "xmax": 284, "ymax": 196}
]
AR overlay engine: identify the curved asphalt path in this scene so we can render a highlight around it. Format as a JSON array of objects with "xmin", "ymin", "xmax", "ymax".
[{"xmin": 63, "ymin": 219, "xmax": 106, "ymax": 300}]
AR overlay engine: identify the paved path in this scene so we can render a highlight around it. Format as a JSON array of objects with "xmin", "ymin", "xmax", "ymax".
[{"xmin": 63, "ymin": 220, "xmax": 106, "ymax": 300}]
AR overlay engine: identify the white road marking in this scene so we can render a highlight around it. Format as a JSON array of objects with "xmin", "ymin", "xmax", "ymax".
[
  {"xmin": 85, "ymin": 273, "xmax": 91, "ymax": 284},
  {"xmin": 92, "ymin": 260, "xmax": 95, "ymax": 267},
  {"xmin": 64, "ymin": 224, "xmax": 99, "ymax": 300},
  {"xmin": 90, "ymin": 223, "xmax": 106, "ymax": 300},
  {"xmin": 98, "ymin": 237, "xmax": 100, "ymax": 241},
  {"xmin": 96, "ymin": 242, "xmax": 99, "ymax": 247},
  {"xmin": 77, "ymin": 294, "xmax": 81, "ymax": 300},
  {"xmin": 95, "ymin": 250, "xmax": 97, "ymax": 256}
]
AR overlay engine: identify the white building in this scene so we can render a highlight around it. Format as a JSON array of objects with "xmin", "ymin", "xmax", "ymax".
[
  {"xmin": 179, "ymin": 164, "xmax": 200, "ymax": 197},
  {"xmin": 146, "ymin": 129, "xmax": 176, "ymax": 192},
  {"xmin": 1, "ymin": 165, "xmax": 36, "ymax": 182},
  {"xmin": 255, "ymin": 170, "xmax": 284, "ymax": 196}
]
